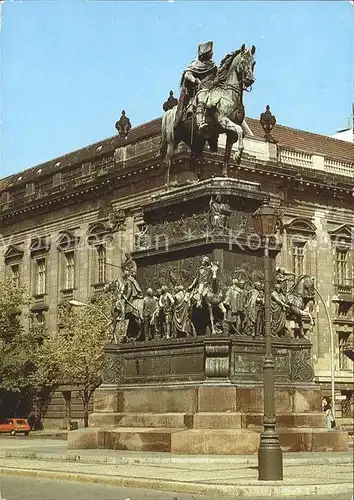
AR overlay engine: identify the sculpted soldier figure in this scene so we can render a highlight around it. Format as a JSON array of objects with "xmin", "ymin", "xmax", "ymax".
[
  {"xmin": 176, "ymin": 41, "xmax": 217, "ymax": 132},
  {"xmin": 158, "ymin": 285, "xmax": 175, "ymax": 339},
  {"xmin": 188, "ymin": 256, "xmax": 216, "ymax": 308},
  {"xmin": 172, "ymin": 285, "xmax": 193, "ymax": 337},
  {"xmin": 104, "ymin": 265, "xmax": 143, "ymax": 342},
  {"xmin": 223, "ymin": 278, "xmax": 247, "ymax": 333},
  {"xmin": 135, "ymin": 224, "xmax": 149, "ymax": 251},
  {"xmin": 271, "ymin": 283, "xmax": 289, "ymax": 337},
  {"xmin": 244, "ymin": 281, "xmax": 265, "ymax": 337},
  {"xmin": 121, "ymin": 252, "xmax": 137, "ymax": 277},
  {"xmin": 209, "ymin": 195, "xmax": 231, "ymax": 232},
  {"xmin": 120, "ymin": 270, "xmax": 144, "ymax": 340},
  {"xmin": 142, "ymin": 288, "xmax": 158, "ymax": 340},
  {"xmin": 276, "ymin": 267, "xmax": 296, "ymax": 294},
  {"xmin": 104, "ymin": 277, "xmax": 126, "ymax": 343},
  {"xmin": 121, "ymin": 269, "xmax": 143, "ymax": 304}
]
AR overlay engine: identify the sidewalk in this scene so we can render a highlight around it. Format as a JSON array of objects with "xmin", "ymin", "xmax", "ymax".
[
  {"xmin": 0, "ymin": 441, "xmax": 352, "ymax": 498},
  {"xmin": 18, "ymin": 430, "xmax": 68, "ymax": 439}
]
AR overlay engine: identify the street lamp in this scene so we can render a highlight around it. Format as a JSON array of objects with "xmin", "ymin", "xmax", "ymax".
[
  {"xmin": 68, "ymin": 299, "xmax": 111, "ymax": 325},
  {"xmin": 252, "ymin": 200, "xmax": 283, "ymax": 481}
]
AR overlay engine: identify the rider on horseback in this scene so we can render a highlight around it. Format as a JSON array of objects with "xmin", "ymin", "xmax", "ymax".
[
  {"xmin": 188, "ymin": 256, "xmax": 216, "ymax": 308},
  {"xmin": 176, "ymin": 41, "xmax": 217, "ymax": 132}
]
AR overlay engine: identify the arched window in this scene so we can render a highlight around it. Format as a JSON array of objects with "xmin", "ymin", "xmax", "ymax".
[
  {"xmin": 87, "ymin": 223, "xmax": 111, "ymax": 289},
  {"xmin": 282, "ymin": 217, "xmax": 316, "ymax": 275}
]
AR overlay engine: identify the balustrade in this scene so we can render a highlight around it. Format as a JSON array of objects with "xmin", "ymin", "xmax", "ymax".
[
  {"xmin": 324, "ymin": 157, "xmax": 354, "ymax": 178},
  {"xmin": 279, "ymin": 147, "xmax": 313, "ymax": 168}
]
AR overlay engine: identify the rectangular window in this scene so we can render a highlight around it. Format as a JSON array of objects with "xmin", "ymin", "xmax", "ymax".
[
  {"xmin": 10, "ymin": 264, "xmax": 20, "ymax": 288},
  {"xmin": 339, "ymin": 333, "xmax": 350, "ymax": 371},
  {"xmin": 36, "ymin": 258, "xmax": 46, "ymax": 295},
  {"xmin": 65, "ymin": 252, "xmax": 75, "ymax": 289},
  {"xmin": 335, "ymin": 248, "xmax": 348, "ymax": 285},
  {"xmin": 97, "ymin": 246, "xmax": 106, "ymax": 284},
  {"xmin": 292, "ymin": 242, "xmax": 305, "ymax": 275}
]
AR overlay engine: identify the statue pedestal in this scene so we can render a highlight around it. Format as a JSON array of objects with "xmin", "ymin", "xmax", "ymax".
[
  {"xmin": 68, "ymin": 336, "xmax": 348, "ymax": 453},
  {"xmin": 68, "ymin": 178, "xmax": 347, "ymax": 453}
]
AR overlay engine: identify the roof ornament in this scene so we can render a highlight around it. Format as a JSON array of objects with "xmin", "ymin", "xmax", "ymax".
[
  {"xmin": 115, "ymin": 110, "xmax": 132, "ymax": 138},
  {"xmin": 260, "ymin": 105, "xmax": 277, "ymax": 143},
  {"xmin": 163, "ymin": 91, "xmax": 178, "ymax": 112}
]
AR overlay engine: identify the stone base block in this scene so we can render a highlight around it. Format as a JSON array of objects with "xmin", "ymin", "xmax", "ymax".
[
  {"xmin": 99, "ymin": 427, "xmax": 184, "ymax": 452},
  {"xmin": 69, "ymin": 427, "xmax": 259, "ymax": 454},
  {"xmin": 89, "ymin": 412, "xmax": 193, "ymax": 428},
  {"xmin": 171, "ymin": 428, "xmax": 259, "ymax": 454},
  {"xmin": 243, "ymin": 412, "xmax": 326, "ymax": 429},
  {"xmin": 278, "ymin": 429, "xmax": 349, "ymax": 452},
  {"xmin": 68, "ymin": 426, "xmax": 348, "ymax": 454},
  {"xmin": 84, "ymin": 384, "xmax": 348, "ymax": 455},
  {"xmin": 67, "ymin": 428, "xmax": 101, "ymax": 449},
  {"xmin": 193, "ymin": 412, "xmax": 242, "ymax": 429}
]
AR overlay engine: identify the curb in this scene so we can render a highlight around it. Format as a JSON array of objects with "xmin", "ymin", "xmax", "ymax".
[
  {"xmin": 1, "ymin": 451, "xmax": 353, "ymax": 466},
  {"xmin": 0, "ymin": 466, "xmax": 352, "ymax": 498},
  {"xmin": 24, "ymin": 433, "xmax": 68, "ymax": 440}
]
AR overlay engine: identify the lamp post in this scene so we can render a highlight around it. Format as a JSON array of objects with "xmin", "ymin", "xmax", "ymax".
[
  {"xmin": 68, "ymin": 299, "xmax": 111, "ymax": 325},
  {"xmin": 252, "ymin": 200, "xmax": 283, "ymax": 481}
]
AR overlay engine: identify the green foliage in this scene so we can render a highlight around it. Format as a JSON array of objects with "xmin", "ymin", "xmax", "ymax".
[
  {"xmin": 58, "ymin": 294, "xmax": 111, "ymax": 425},
  {"xmin": 0, "ymin": 280, "xmax": 60, "ymax": 414},
  {"xmin": 0, "ymin": 281, "xmax": 31, "ymax": 392},
  {"xmin": 0, "ymin": 279, "xmax": 111, "ymax": 426},
  {"xmin": 0, "ymin": 281, "xmax": 29, "ymax": 344},
  {"xmin": 28, "ymin": 326, "xmax": 62, "ymax": 392},
  {"xmin": 59, "ymin": 294, "xmax": 111, "ymax": 393}
]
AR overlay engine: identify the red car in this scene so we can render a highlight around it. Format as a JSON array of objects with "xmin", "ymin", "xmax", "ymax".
[{"xmin": 0, "ymin": 418, "xmax": 31, "ymax": 436}]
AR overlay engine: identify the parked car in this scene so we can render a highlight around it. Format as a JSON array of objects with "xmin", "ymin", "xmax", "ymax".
[{"xmin": 0, "ymin": 418, "xmax": 31, "ymax": 436}]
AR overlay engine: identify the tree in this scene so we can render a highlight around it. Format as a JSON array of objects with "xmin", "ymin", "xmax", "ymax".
[
  {"xmin": 0, "ymin": 280, "xmax": 29, "ymax": 346},
  {"xmin": 0, "ymin": 280, "xmax": 60, "ymax": 424},
  {"xmin": 27, "ymin": 327, "xmax": 62, "ymax": 428},
  {"xmin": 58, "ymin": 295, "xmax": 111, "ymax": 427},
  {"xmin": 0, "ymin": 281, "xmax": 32, "ymax": 416}
]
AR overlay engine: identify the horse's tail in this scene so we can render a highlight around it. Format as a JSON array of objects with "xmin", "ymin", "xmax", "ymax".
[
  {"xmin": 160, "ymin": 113, "xmax": 168, "ymax": 160},
  {"xmin": 160, "ymin": 107, "xmax": 177, "ymax": 161}
]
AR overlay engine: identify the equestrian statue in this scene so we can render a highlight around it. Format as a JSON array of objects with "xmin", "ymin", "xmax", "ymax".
[
  {"xmin": 160, "ymin": 41, "xmax": 256, "ymax": 186},
  {"xmin": 187, "ymin": 256, "xmax": 226, "ymax": 335}
]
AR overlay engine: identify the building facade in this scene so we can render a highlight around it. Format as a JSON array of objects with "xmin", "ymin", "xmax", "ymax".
[{"xmin": 0, "ymin": 116, "xmax": 353, "ymax": 426}]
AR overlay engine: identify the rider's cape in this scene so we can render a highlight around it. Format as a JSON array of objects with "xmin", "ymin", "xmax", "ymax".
[
  {"xmin": 175, "ymin": 59, "xmax": 217, "ymax": 129},
  {"xmin": 180, "ymin": 59, "xmax": 217, "ymax": 90}
]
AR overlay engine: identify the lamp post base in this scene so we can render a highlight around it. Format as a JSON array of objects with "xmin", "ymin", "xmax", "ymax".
[{"xmin": 258, "ymin": 436, "xmax": 283, "ymax": 481}]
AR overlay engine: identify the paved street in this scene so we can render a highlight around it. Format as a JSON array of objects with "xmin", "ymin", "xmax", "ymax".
[
  {"xmin": 0, "ymin": 477, "xmax": 353, "ymax": 500},
  {"xmin": 0, "ymin": 435, "xmax": 352, "ymax": 498},
  {"xmin": 0, "ymin": 476, "xmax": 208, "ymax": 500}
]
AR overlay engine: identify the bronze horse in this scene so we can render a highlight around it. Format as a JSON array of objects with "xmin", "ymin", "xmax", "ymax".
[
  {"xmin": 189, "ymin": 262, "xmax": 226, "ymax": 335},
  {"xmin": 104, "ymin": 277, "xmax": 144, "ymax": 343},
  {"xmin": 286, "ymin": 275, "xmax": 315, "ymax": 338},
  {"xmin": 160, "ymin": 44, "xmax": 256, "ymax": 186}
]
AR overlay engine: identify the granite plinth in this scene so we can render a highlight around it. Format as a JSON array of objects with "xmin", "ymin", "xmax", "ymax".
[
  {"xmin": 72, "ymin": 336, "xmax": 349, "ymax": 454},
  {"xmin": 68, "ymin": 426, "xmax": 348, "ymax": 454}
]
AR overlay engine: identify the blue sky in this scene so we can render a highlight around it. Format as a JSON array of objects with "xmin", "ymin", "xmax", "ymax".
[{"xmin": 1, "ymin": 0, "xmax": 353, "ymax": 176}]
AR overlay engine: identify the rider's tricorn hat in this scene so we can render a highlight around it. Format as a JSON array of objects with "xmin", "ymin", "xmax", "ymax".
[{"xmin": 198, "ymin": 41, "xmax": 213, "ymax": 57}]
